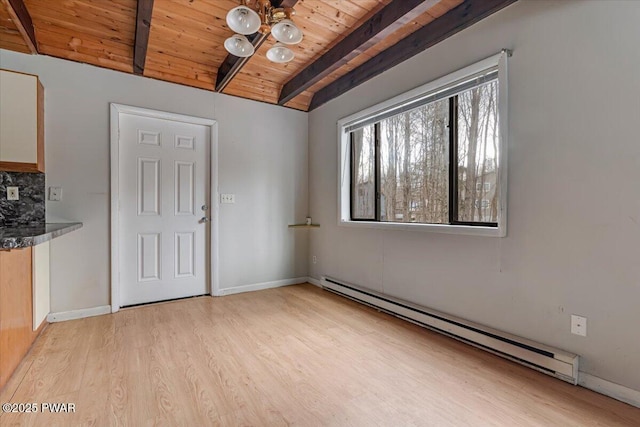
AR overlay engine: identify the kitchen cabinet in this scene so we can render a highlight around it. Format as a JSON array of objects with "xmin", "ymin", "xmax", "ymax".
[
  {"xmin": 0, "ymin": 69, "xmax": 45, "ymax": 173},
  {"xmin": 0, "ymin": 244, "xmax": 49, "ymax": 389}
]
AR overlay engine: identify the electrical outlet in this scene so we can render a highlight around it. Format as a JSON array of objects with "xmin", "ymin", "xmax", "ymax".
[
  {"xmin": 220, "ymin": 194, "xmax": 235, "ymax": 204},
  {"xmin": 7, "ymin": 186, "xmax": 19, "ymax": 201},
  {"xmin": 49, "ymin": 186, "xmax": 62, "ymax": 201},
  {"xmin": 571, "ymin": 315, "xmax": 587, "ymax": 337},
  {"xmin": 312, "ymin": 255, "xmax": 317, "ymax": 264}
]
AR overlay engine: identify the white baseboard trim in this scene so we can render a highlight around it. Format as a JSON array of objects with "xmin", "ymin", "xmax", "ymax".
[
  {"xmin": 579, "ymin": 372, "xmax": 640, "ymax": 408},
  {"xmin": 307, "ymin": 276, "xmax": 322, "ymax": 287},
  {"xmin": 47, "ymin": 305, "xmax": 112, "ymax": 323},
  {"xmin": 217, "ymin": 277, "xmax": 309, "ymax": 296}
]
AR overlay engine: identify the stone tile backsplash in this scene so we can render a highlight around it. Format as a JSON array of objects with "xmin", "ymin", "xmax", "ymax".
[{"xmin": 0, "ymin": 171, "xmax": 45, "ymax": 226}]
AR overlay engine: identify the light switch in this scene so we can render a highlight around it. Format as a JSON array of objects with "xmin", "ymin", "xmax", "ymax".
[
  {"xmin": 7, "ymin": 186, "xmax": 19, "ymax": 201},
  {"xmin": 49, "ymin": 186, "xmax": 62, "ymax": 201},
  {"xmin": 220, "ymin": 194, "xmax": 235, "ymax": 204}
]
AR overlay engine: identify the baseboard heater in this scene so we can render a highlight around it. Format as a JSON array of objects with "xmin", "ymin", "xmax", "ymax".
[{"xmin": 322, "ymin": 277, "xmax": 579, "ymax": 385}]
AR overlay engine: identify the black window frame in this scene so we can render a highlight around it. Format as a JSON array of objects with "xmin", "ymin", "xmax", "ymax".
[{"xmin": 349, "ymin": 94, "xmax": 498, "ymax": 228}]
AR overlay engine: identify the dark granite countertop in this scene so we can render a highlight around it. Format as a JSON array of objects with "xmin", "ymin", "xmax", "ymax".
[{"xmin": 0, "ymin": 222, "xmax": 83, "ymax": 249}]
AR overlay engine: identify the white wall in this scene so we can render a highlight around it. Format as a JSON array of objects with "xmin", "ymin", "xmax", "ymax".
[
  {"xmin": 0, "ymin": 49, "xmax": 308, "ymax": 311},
  {"xmin": 308, "ymin": 0, "xmax": 640, "ymax": 392}
]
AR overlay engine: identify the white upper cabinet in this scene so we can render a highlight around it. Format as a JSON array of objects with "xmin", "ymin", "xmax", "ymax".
[{"xmin": 0, "ymin": 69, "xmax": 44, "ymax": 173}]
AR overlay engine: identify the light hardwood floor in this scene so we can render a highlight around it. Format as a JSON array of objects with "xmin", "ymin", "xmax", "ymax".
[{"xmin": 1, "ymin": 284, "xmax": 639, "ymax": 426}]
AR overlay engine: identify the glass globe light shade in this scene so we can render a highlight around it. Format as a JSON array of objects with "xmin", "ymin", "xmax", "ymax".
[
  {"xmin": 271, "ymin": 19, "xmax": 303, "ymax": 45},
  {"xmin": 224, "ymin": 34, "xmax": 255, "ymax": 57},
  {"xmin": 226, "ymin": 5, "xmax": 261, "ymax": 35},
  {"xmin": 266, "ymin": 43, "xmax": 295, "ymax": 63}
]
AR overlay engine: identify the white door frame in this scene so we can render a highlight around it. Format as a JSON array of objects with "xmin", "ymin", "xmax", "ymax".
[{"xmin": 109, "ymin": 103, "xmax": 219, "ymax": 313}]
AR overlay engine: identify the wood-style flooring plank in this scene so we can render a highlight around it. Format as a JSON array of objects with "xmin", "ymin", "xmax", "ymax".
[{"xmin": 1, "ymin": 285, "xmax": 639, "ymax": 426}]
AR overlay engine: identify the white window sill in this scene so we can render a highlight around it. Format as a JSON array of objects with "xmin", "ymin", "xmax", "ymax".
[{"xmin": 338, "ymin": 220, "xmax": 505, "ymax": 237}]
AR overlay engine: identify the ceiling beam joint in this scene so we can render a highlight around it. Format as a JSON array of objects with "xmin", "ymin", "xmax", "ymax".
[{"xmin": 2, "ymin": 0, "xmax": 38, "ymax": 54}]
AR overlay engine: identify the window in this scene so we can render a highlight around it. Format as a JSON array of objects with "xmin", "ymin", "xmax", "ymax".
[
  {"xmin": 378, "ymin": 98, "xmax": 450, "ymax": 224},
  {"xmin": 338, "ymin": 52, "xmax": 509, "ymax": 236}
]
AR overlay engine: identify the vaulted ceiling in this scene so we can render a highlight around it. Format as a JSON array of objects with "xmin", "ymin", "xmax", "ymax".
[{"xmin": 0, "ymin": 0, "xmax": 516, "ymax": 111}]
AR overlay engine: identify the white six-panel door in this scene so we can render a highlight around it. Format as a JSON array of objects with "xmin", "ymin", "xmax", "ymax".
[{"xmin": 118, "ymin": 112, "xmax": 211, "ymax": 306}]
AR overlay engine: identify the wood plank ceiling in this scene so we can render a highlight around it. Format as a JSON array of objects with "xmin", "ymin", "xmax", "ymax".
[
  {"xmin": 0, "ymin": 0, "xmax": 517, "ymax": 111},
  {"xmin": 0, "ymin": 3, "xmax": 31, "ymax": 53}
]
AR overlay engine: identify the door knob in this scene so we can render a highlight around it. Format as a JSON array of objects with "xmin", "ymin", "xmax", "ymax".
[{"xmin": 200, "ymin": 217, "xmax": 210, "ymax": 223}]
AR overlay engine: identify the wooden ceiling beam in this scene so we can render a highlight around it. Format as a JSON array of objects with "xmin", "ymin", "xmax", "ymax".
[
  {"xmin": 2, "ymin": 0, "xmax": 37, "ymax": 53},
  {"xmin": 215, "ymin": 0, "xmax": 298, "ymax": 93},
  {"xmin": 134, "ymin": 0, "xmax": 154, "ymax": 75},
  {"xmin": 309, "ymin": 0, "xmax": 518, "ymax": 111},
  {"xmin": 278, "ymin": 0, "xmax": 441, "ymax": 106}
]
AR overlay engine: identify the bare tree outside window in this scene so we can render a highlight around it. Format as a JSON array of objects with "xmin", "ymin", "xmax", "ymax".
[
  {"xmin": 349, "ymin": 76, "xmax": 499, "ymax": 227},
  {"xmin": 379, "ymin": 100, "xmax": 449, "ymax": 223},
  {"xmin": 351, "ymin": 125, "xmax": 375, "ymax": 219},
  {"xmin": 457, "ymin": 81, "xmax": 499, "ymax": 223}
]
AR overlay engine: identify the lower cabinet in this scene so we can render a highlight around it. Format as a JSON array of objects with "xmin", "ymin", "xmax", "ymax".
[{"xmin": 0, "ymin": 244, "xmax": 50, "ymax": 389}]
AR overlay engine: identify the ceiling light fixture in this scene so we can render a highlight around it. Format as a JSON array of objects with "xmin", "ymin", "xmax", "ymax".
[
  {"xmin": 224, "ymin": 0, "xmax": 303, "ymax": 64},
  {"xmin": 266, "ymin": 42, "xmax": 295, "ymax": 63},
  {"xmin": 224, "ymin": 34, "xmax": 255, "ymax": 57}
]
